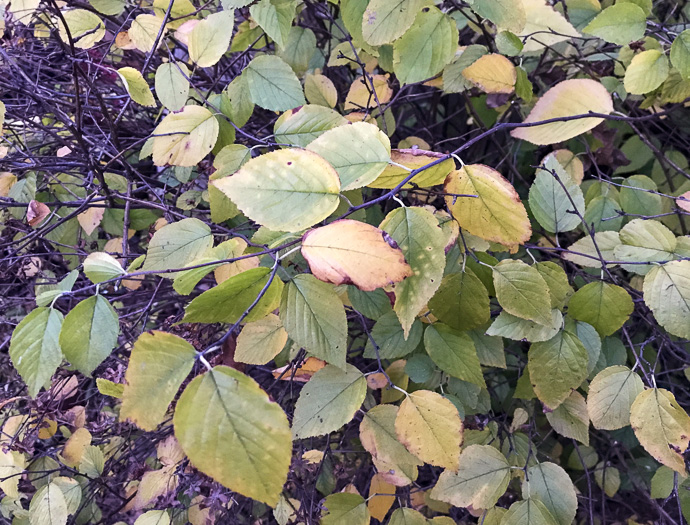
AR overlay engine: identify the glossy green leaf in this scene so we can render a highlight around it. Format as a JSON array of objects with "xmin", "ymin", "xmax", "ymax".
[
  {"xmin": 59, "ymin": 295, "xmax": 119, "ymax": 376},
  {"xmin": 174, "ymin": 366, "xmax": 292, "ymax": 506},
  {"xmin": 182, "ymin": 267, "xmax": 283, "ymax": 324},
  {"xmin": 9, "ymin": 307, "xmax": 63, "ymax": 398}
]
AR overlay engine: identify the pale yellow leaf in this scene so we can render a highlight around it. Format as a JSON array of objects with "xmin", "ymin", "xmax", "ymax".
[
  {"xmin": 462, "ymin": 54, "xmax": 517, "ymax": 94},
  {"xmin": 510, "ymin": 79, "xmax": 613, "ymax": 145},
  {"xmin": 345, "ymin": 75, "xmax": 392, "ymax": 111},
  {"xmin": 78, "ymin": 206, "xmax": 105, "ymax": 235},
  {"xmin": 61, "ymin": 427, "xmax": 92, "ymax": 467},
  {"xmin": 152, "ymin": 105, "xmax": 219, "ymax": 167}
]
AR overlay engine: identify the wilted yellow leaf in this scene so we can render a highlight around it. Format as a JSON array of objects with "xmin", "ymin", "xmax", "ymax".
[
  {"xmin": 302, "ymin": 220, "xmax": 412, "ymax": 291},
  {"xmin": 511, "ymin": 79, "xmax": 613, "ymax": 145}
]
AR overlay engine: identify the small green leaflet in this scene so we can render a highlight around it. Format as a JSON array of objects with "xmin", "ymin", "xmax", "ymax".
[
  {"xmin": 292, "ymin": 364, "xmax": 367, "ymax": 438},
  {"xmin": 280, "ymin": 274, "xmax": 348, "ymax": 368},
  {"xmin": 9, "ymin": 307, "xmax": 64, "ymax": 398},
  {"xmin": 59, "ymin": 295, "xmax": 119, "ymax": 376},
  {"xmin": 174, "ymin": 366, "xmax": 292, "ymax": 506}
]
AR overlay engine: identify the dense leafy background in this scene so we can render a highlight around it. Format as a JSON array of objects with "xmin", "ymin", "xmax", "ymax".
[{"xmin": 2, "ymin": 0, "xmax": 690, "ymax": 524}]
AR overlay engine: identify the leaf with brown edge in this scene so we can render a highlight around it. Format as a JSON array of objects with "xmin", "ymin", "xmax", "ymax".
[
  {"xmin": 301, "ymin": 220, "xmax": 412, "ymax": 291},
  {"xmin": 27, "ymin": 200, "xmax": 49, "ymax": 227},
  {"xmin": 444, "ymin": 164, "xmax": 531, "ymax": 249}
]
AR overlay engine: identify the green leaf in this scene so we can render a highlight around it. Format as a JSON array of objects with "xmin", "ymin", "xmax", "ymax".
[
  {"xmin": 29, "ymin": 482, "xmax": 68, "ymax": 525},
  {"xmin": 587, "ymin": 365, "xmax": 644, "ymax": 430},
  {"xmin": 321, "ymin": 493, "xmax": 370, "ymax": 525},
  {"xmin": 83, "ymin": 252, "xmax": 126, "ymax": 283},
  {"xmin": 583, "ymin": 3, "xmax": 646, "ymax": 45},
  {"xmin": 250, "ymin": 0, "xmax": 295, "ymax": 49},
  {"xmin": 142, "ymin": 218, "xmax": 213, "ymax": 274},
  {"xmin": 278, "ymin": 26, "xmax": 317, "ymax": 75},
  {"xmin": 424, "ymin": 324, "xmax": 485, "ymax": 387},
  {"xmin": 563, "ymin": 231, "xmax": 621, "ymax": 269},
  {"xmin": 363, "ymin": 310, "xmax": 423, "ymax": 359},
  {"xmin": 522, "ymin": 463, "xmax": 577, "ymax": 525},
  {"xmin": 273, "ymin": 104, "xmax": 346, "ymax": 147},
  {"xmin": 120, "ymin": 331, "xmax": 197, "ymax": 431},
  {"xmin": 528, "ymin": 155, "xmax": 584, "ymax": 233},
  {"xmin": 189, "ymin": 11, "xmax": 233, "ymax": 67},
  {"xmin": 431, "ymin": 444, "xmax": 510, "ymax": 509},
  {"xmin": 393, "ymin": 7, "xmax": 458, "ymax": 85},
  {"xmin": 395, "ymin": 390, "xmax": 463, "ymax": 469},
  {"xmin": 280, "ymin": 274, "xmax": 347, "ymax": 368},
  {"xmin": 671, "ymin": 30, "xmax": 690, "ymax": 80},
  {"xmin": 487, "ymin": 309, "xmax": 563, "ymax": 343},
  {"xmin": 307, "ymin": 122, "xmax": 390, "ymax": 190},
  {"xmin": 624, "ymin": 50, "xmax": 669, "ymax": 95},
  {"xmin": 155, "ymin": 63, "xmax": 189, "ymax": 112},
  {"xmin": 568, "ymin": 282, "xmax": 634, "ymax": 336},
  {"xmin": 594, "ymin": 461, "xmax": 620, "ymax": 497},
  {"xmin": 528, "ymin": 330, "xmax": 589, "ymax": 410},
  {"xmin": 9, "ymin": 307, "xmax": 63, "ymax": 398},
  {"xmin": 428, "ymin": 270, "xmax": 490, "ymax": 331},
  {"xmin": 235, "ymin": 314, "xmax": 288, "ymax": 365},
  {"xmin": 96, "ymin": 378, "xmax": 124, "ymax": 398},
  {"xmin": 630, "ymin": 388, "xmax": 690, "ymax": 474},
  {"xmin": 152, "ymin": 105, "xmax": 219, "ymax": 167},
  {"xmin": 468, "ymin": 328, "xmax": 506, "ymax": 368},
  {"xmin": 379, "ymin": 207, "xmax": 445, "ymax": 336},
  {"xmin": 389, "ymin": 508, "xmax": 426, "ymax": 525},
  {"xmin": 292, "ymin": 364, "xmax": 367, "ymax": 438},
  {"xmin": 117, "ymin": 67, "xmax": 155, "ymax": 107},
  {"xmin": 544, "ymin": 391, "xmax": 590, "ymax": 445},
  {"xmin": 174, "ymin": 366, "xmax": 292, "ymax": 506},
  {"xmin": 134, "ymin": 510, "xmax": 170, "ymax": 525},
  {"xmin": 445, "ymin": 165, "xmax": 532, "ymax": 248},
  {"xmin": 614, "ymin": 219, "xmax": 676, "ymax": 275},
  {"xmin": 59, "ymin": 295, "xmax": 119, "ymax": 376},
  {"xmin": 493, "ymin": 260, "xmax": 552, "ymax": 326},
  {"xmin": 224, "ymin": 73, "xmax": 255, "ymax": 127},
  {"xmin": 535, "ymin": 261, "xmax": 573, "ymax": 310},
  {"xmin": 501, "ymin": 498, "xmax": 558, "ymax": 525},
  {"xmin": 643, "ymin": 260, "xmax": 690, "ymax": 339},
  {"xmin": 244, "ymin": 55, "xmax": 306, "ymax": 111},
  {"xmin": 212, "ymin": 149, "xmax": 340, "ymax": 232},
  {"xmin": 442, "ymin": 45, "xmax": 488, "ymax": 93},
  {"xmin": 619, "ymin": 175, "xmax": 662, "ymax": 217},
  {"xmin": 361, "ymin": 0, "xmax": 422, "ymax": 46},
  {"xmin": 182, "ymin": 267, "xmax": 283, "ymax": 324},
  {"xmin": 360, "ymin": 405, "xmax": 422, "ymax": 486},
  {"xmin": 471, "ymin": 0, "xmax": 525, "ymax": 33}
]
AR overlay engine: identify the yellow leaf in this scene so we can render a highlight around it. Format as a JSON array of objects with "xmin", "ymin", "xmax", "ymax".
[
  {"xmin": 152, "ymin": 105, "xmax": 219, "ymax": 167},
  {"xmin": 134, "ymin": 466, "xmax": 178, "ymax": 509},
  {"xmin": 677, "ymin": 191, "xmax": 690, "ymax": 212},
  {"xmin": 368, "ymin": 149, "xmax": 455, "ymax": 189},
  {"xmin": 510, "ymin": 79, "xmax": 613, "ymax": 145},
  {"xmin": 117, "ymin": 67, "xmax": 156, "ymax": 107},
  {"xmin": 367, "ymin": 473, "xmax": 395, "ymax": 522},
  {"xmin": 301, "ymin": 219, "xmax": 412, "ymax": 291},
  {"xmin": 630, "ymin": 388, "xmax": 690, "ymax": 475},
  {"xmin": 395, "ymin": 390, "xmax": 463, "ymax": 470},
  {"xmin": 445, "ymin": 164, "xmax": 531, "ymax": 248},
  {"xmin": 515, "ymin": 0, "xmax": 579, "ymax": 52},
  {"xmin": 213, "ymin": 238, "xmax": 259, "ymax": 284},
  {"xmin": 462, "ymin": 54, "xmax": 516, "ymax": 94},
  {"xmin": 235, "ymin": 314, "xmax": 288, "ymax": 365},
  {"xmin": 0, "ymin": 172, "xmax": 17, "ymax": 197},
  {"xmin": 61, "ymin": 427, "xmax": 92, "ymax": 467},
  {"xmin": 345, "ymin": 75, "xmax": 392, "ymax": 111},
  {"xmin": 77, "ymin": 206, "xmax": 105, "ymax": 235},
  {"xmin": 37, "ymin": 419, "xmax": 57, "ymax": 439},
  {"xmin": 129, "ymin": 14, "xmax": 163, "ymax": 53}
]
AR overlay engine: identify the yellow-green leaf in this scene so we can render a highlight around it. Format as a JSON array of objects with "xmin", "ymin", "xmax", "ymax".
[
  {"xmin": 624, "ymin": 49, "xmax": 669, "ymax": 95},
  {"xmin": 189, "ymin": 12, "xmax": 234, "ymax": 67},
  {"xmin": 361, "ymin": 0, "xmax": 423, "ymax": 46},
  {"xmin": 493, "ymin": 260, "xmax": 552, "ymax": 326},
  {"xmin": 235, "ymin": 314, "xmax": 288, "ymax": 365},
  {"xmin": 120, "ymin": 331, "xmax": 197, "ymax": 431},
  {"xmin": 568, "ymin": 282, "xmax": 634, "ymax": 336},
  {"xmin": 213, "ymin": 149, "xmax": 340, "ymax": 232},
  {"xmin": 544, "ymin": 391, "xmax": 590, "ymax": 445},
  {"xmin": 292, "ymin": 364, "xmax": 367, "ymax": 438},
  {"xmin": 424, "ymin": 324, "xmax": 485, "ymax": 387},
  {"xmin": 630, "ymin": 388, "xmax": 690, "ymax": 474},
  {"xmin": 429, "ymin": 270, "xmax": 490, "ymax": 331},
  {"xmin": 83, "ymin": 252, "xmax": 126, "ymax": 284},
  {"xmin": 445, "ymin": 165, "xmax": 531, "ymax": 248},
  {"xmin": 152, "ymin": 105, "xmax": 219, "ymax": 166},
  {"xmin": 368, "ymin": 149, "xmax": 454, "ymax": 189},
  {"xmin": 155, "ymin": 63, "xmax": 190, "ymax": 111},
  {"xmin": 244, "ymin": 55, "xmax": 306, "ymax": 111},
  {"xmin": 431, "ymin": 444, "xmax": 510, "ymax": 510},
  {"xmin": 522, "ymin": 463, "xmax": 577, "ymax": 525},
  {"xmin": 501, "ymin": 498, "xmax": 558, "ymax": 525},
  {"xmin": 174, "ymin": 366, "xmax": 292, "ymax": 506},
  {"xmin": 395, "ymin": 390, "xmax": 463, "ymax": 469},
  {"xmin": 642, "ymin": 260, "xmax": 690, "ymax": 339},
  {"xmin": 58, "ymin": 9, "xmax": 105, "ymax": 49},
  {"xmin": 142, "ymin": 217, "xmax": 213, "ymax": 273},
  {"xmin": 117, "ymin": 67, "xmax": 155, "ymax": 107},
  {"xmin": 321, "ymin": 493, "xmax": 370, "ymax": 525},
  {"xmin": 461, "ymin": 53, "xmax": 516, "ymax": 94},
  {"xmin": 583, "ymin": 3, "xmax": 646, "ymax": 45},
  {"xmin": 587, "ymin": 365, "xmax": 644, "ymax": 430},
  {"xmin": 510, "ymin": 79, "xmax": 613, "ymax": 145}
]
